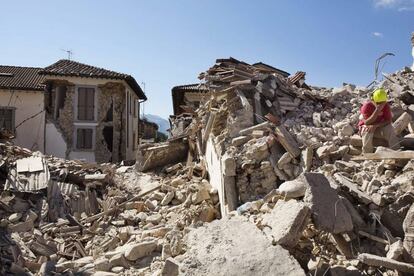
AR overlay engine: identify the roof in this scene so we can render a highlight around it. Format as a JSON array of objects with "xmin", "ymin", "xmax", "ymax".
[
  {"xmin": 171, "ymin": 83, "xmax": 209, "ymax": 115},
  {"xmin": 40, "ymin": 59, "xmax": 147, "ymax": 100},
  {"xmin": 172, "ymin": 83, "xmax": 209, "ymax": 93},
  {"xmin": 252, "ymin": 62, "xmax": 290, "ymax": 77},
  {"xmin": 0, "ymin": 65, "xmax": 45, "ymax": 91}
]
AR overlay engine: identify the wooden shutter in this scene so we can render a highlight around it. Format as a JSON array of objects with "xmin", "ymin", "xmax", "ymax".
[
  {"xmin": 77, "ymin": 128, "xmax": 93, "ymax": 149},
  {"xmin": 84, "ymin": 129, "xmax": 93, "ymax": 149},
  {"xmin": 85, "ymin": 88, "xmax": 95, "ymax": 120},
  {"xmin": 78, "ymin": 88, "xmax": 95, "ymax": 121},
  {"xmin": 77, "ymin": 128, "xmax": 84, "ymax": 148},
  {"xmin": 78, "ymin": 88, "xmax": 86, "ymax": 120}
]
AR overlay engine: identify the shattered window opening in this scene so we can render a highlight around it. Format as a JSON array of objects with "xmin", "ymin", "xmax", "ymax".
[
  {"xmin": 76, "ymin": 128, "xmax": 93, "ymax": 150},
  {"xmin": 0, "ymin": 107, "xmax": 15, "ymax": 133}
]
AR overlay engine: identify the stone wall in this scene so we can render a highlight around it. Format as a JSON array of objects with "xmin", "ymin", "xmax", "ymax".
[
  {"xmin": 98, "ymin": 82, "xmax": 125, "ymax": 163},
  {"xmin": 57, "ymin": 85, "xmax": 75, "ymax": 158}
]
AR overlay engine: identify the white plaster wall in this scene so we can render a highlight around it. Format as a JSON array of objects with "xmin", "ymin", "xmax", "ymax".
[
  {"xmin": 0, "ymin": 89, "xmax": 45, "ymax": 152},
  {"xmin": 45, "ymin": 122, "xmax": 67, "ymax": 158},
  {"xmin": 205, "ymin": 137, "xmax": 226, "ymax": 216}
]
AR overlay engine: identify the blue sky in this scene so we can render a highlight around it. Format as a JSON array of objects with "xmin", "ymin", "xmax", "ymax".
[{"xmin": 1, "ymin": 0, "xmax": 413, "ymax": 118}]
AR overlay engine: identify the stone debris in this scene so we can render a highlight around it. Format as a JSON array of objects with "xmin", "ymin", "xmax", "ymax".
[
  {"xmin": 0, "ymin": 142, "xmax": 219, "ymax": 275},
  {"xmin": 3, "ymin": 55, "xmax": 414, "ymax": 275},
  {"xmin": 262, "ymin": 199, "xmax": 310, "ymax": 247}
]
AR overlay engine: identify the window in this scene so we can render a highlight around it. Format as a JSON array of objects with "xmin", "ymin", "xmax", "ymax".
[
  {"xmin": 77, "ymin": 87, "xmax": 95, "ymax": 121},
  {"xmin": 133, "ymin": 100, "xmax": 137, "ymax": 117},
  {"xmin": 0, "ymin": 107, "xmax": 15, "ymax": 133},
  {"xmin": 76, "ymin": 128, "xmax": 93, "ymax": 150}
]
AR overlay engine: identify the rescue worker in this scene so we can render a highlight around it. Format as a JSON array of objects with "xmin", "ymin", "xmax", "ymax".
[{"xmin": 358, "ymin": 88, "xmax": 398, "ymax": 153}]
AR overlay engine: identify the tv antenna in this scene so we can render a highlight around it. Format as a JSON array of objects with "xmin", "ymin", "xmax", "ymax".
[{"xmin": 61, "ymin": 49, "xmax": 73, "ymax": 60}]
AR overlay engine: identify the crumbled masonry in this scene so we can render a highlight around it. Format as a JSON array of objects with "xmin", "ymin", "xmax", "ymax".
[{"xmin": 2, "ymin": 58, "xmax": 414, "ymax": 275}]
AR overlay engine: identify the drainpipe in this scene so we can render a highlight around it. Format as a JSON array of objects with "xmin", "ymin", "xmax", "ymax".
[{"xmin": 138, "ymin": 98, "xmax": 146, "ymax": 145}]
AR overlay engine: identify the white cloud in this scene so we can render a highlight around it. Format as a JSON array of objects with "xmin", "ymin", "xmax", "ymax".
[
  {"xmin": 373, "ymin": 0, "xmax": 398, "ymax": 7},
  {"xmin": 372, "ymin": 0, "xmax": 414, "ymax": 10},
  {"xmin": 372, "ymin": 32, "xmax": 384, "ymax": 38}
]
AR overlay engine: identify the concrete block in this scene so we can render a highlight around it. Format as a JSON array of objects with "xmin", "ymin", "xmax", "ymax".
[
  {"xmin": 303, "ymin": 173, "xmax": 353, "ymax": 233},
  {"xmin": 277, "ymin": 178, "xmax": 306, "ymax": 199},
  {"xmin": 262, "ymin": 199, "xmax": 310, "ymax": 248},
  {"xmin": 124, "ymin": 241, "xmax": 157, "ymax": 261}
]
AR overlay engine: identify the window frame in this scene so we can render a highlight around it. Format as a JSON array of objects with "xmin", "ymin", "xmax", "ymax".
[
  {"xmin": 74, "ymin": 85, "xmax": 98, "ymax": 122},
  {"xmin": 0, "ymin": 106, "xmax": 16, "ymax": 134}
]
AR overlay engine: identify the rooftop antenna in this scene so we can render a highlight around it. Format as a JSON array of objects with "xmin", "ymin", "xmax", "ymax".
[{"xmin": 61, "ymin": 49, "xmax": 73, "ymax": 60}]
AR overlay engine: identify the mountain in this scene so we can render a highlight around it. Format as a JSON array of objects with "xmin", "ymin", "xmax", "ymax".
[{"xmin": 143, "ymin": 114, "xmax": 170, "ymax": 134}]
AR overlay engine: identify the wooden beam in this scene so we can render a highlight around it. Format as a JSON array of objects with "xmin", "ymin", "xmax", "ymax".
[
  {"xmin": 202, "ymin": 111, "xmax": 217, "ymax": 154},
  {"xmin": 333, "ymin": 173, "xmax": 372, "ymax": 205},
  {"xmin": 274, "ymin": 125, "xmax": 301, "ymax": 158},
  {"xmin": 351, "ymin": 151, "xmax": 414, "ymax": 161}
]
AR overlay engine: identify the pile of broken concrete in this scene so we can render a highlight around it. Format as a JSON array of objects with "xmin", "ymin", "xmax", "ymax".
[
  {"xmin": 152, "ymin": 58, "xmax": 414, "ymax": 275},
  {"xmin": 0, "ymin": 142, "xmax": 220, "ymax": 275}
]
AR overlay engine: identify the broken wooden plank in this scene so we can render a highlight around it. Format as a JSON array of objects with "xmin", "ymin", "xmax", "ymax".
[
  {"xmin": 333, "ymin": 173, "xmax": 372, "ymax": 205},
  {"xmin": 358, "ymin": 253, "xmax": 414, "ymax": 273},
  {"xmin": 274, "ymin": 125, "xmax": 301, "ymax": 158},
  {"xmin": 351, "ymin": 150, "xmax": 414, "ymax": 161},
  {"xmin": 358, "ymin": 230, "xmax": 389, "ymax": 245},
  {"xmin": 81, "ymin": 182, "xmax": 161, "ymax": 223},
  {"xmin": 230, "ymin": 79, "xmax": 252, "ymax": 86},
  {"xmin": 239, "ymin": 121, "xmax": 272, "ymax": 136}
]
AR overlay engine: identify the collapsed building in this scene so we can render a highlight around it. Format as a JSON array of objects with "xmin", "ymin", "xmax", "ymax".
[{"xmin": 3, "ymin": 50, "xmax": 414, "ymax": 275}]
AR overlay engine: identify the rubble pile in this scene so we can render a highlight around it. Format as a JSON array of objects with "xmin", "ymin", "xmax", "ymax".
[
  {"xmin": 3, "ymin": 55, "xmax": 414, "ymax": 275},
  {"xmin": 0, "ymin": 142, "xmax": 220, "ymax": 275},
  {"xmin": 158, "ymin": 58, "xmax": 414, "ymax": 275}
]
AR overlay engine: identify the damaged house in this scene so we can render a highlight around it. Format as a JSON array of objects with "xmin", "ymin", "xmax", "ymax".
[
  {"xmin": 0, "ymin": 65, "xmax": 46, "ymax": 151},
  {"xmin": 0, "ymin": 60, "xmax": 147, "ymax": 163}
]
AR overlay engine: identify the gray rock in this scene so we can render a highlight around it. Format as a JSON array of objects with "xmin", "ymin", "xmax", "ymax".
[
  {"xmin": 303, "ymin": 173, "xmax": 353, "ymax": 233},
  {"xmin": 161, "ymin": 258, "xmax": 180, "ymax": 276},
  {"xmin": 262, "ymin": 199, "xmax": 310, "ymax": 247},
  {"xmin": 180, "ymin": 217, "xmax": 305, "ymax": 275}
]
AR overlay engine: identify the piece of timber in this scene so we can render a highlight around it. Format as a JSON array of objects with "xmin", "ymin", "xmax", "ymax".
[
  {"xmin": 239, "ymin": 121, "xmax": 272, "ymax": 136},
  {"xmin": 333, "ymin": 173, "xmax": 372, "ymax": 205},
  {"xmin": 202, "ymin": 111, "xmax": 217, "ymax": 154},
  {"xmin": 358, "ymin": 253, "xmax": 414, "ymax": 273},
  {"xmin": 273, "ymin": 125, "xmax": 301, "ymax": 158},
  {"xmin": 351, "ymin": 151, "xmax": 414, "ymax": 161},
  {"xmin": 81, "ymin": 183, "xmax": 161, "ymax": 223}
]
